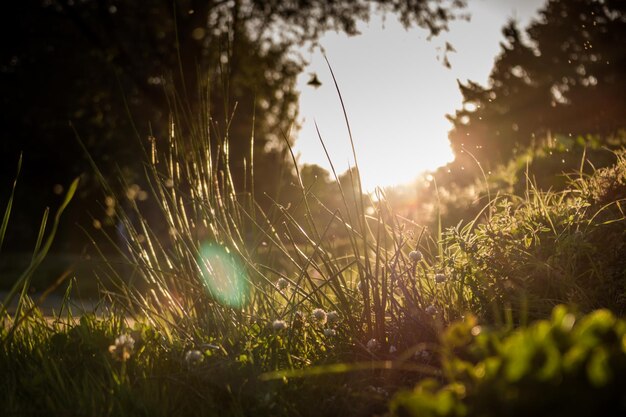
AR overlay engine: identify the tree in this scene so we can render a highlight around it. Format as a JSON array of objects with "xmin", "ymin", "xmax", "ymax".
[
  {"xmin": 0, "ymin": 0, "xmax": 465, "ymax": 253},
  {"xmin": 447, "ymin": 0, "xmax": 626, "ymax": 170}
]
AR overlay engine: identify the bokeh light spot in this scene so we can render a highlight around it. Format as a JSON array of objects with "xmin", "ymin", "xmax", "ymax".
[{"xmin": 197, "ymin": 242, "xmax": 248, "ymax": 308}]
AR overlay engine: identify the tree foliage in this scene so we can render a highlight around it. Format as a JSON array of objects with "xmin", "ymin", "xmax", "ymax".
[
  {"xmin": 447, "ymin": 0, "xmax": 626, "ymax": 169},
  {"xmin": 0, "ymin": 0, "xmax": 465, "ymax": 251}
]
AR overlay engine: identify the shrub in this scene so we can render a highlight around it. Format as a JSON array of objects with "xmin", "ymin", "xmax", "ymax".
[
  {"xmin": 441, "ymin": 151, "xmax": 626, "ymax": 321},
  {"xmin": 390, "ymin": 305, "xmax": 626, "ymax": 417}
]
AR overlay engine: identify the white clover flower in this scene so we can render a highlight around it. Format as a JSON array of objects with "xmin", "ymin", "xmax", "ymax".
[
  {"xmin": 327, "ymin": 310, "xmax": 339, "ymax": 323},
  {"xmin": 434, "ymin": 273, "xmax": 446, "ymax": 283},
  {"xmin": 185, "ymin": 350, "xmax": 204, "ymax": 367},
  {"xmin": 368, "ymin": 385, "xmax": 388, "ymax": 396},
  {"xmin": 323, "ymin": 328, "xmax": 337, "ymax": 337},
  {"xmin": 108, "ymin": 334, "xmax": 135, "ymax": 361},
  {"xmin": 311, "ymin": 308, "xmax": 327, "ymax": 325},
  {"xmin": 276, "ymin": 277, "xmax": 289, "ymax": 291},
  {"xmin": 272, "ymin": 319, "xmax": 288, "ymax": 331},
  {"xmin": 409, "ymin": 250, "xmax": 423, "ymax": 262},
  {"xmin": 366, "ymin": 338, "xmax": 379, "ymax": 351},
  {"xmin": 425, "ymin": 305, "xmax": 438, "ymax": 315},
  {"xmin": 389, "ymin": 345, "xmax": 397, "ymax": 354}
]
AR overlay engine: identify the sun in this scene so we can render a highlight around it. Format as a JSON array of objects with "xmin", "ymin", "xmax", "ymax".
[
  {"xmin": 352, "ymin": 122, "xmax": 455, "ymax": 191},
  {"xmin": 292, "ymin": 18, "xmax": 462, "ymax": 191}
]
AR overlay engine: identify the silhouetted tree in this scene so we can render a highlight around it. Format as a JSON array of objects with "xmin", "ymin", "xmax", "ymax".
[
  {"xmin": 0, "ymin": 0, "xmax": 466, "ymax": 253},
  {"xmin": 448, "ymin": 0, "xmax": 626, "ymax": 169}
]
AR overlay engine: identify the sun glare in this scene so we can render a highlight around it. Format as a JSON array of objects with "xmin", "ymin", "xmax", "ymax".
[
  {"xmin": 293, "ymin": 17, "xmax": 462, "ymax": 191},
  {"xmin": 198, "ymin": 242, "xmax": 248, "ymax": 308},
  {"xmin": 355, "ymin": 123, "xmax": 454, "ymax": 191}
]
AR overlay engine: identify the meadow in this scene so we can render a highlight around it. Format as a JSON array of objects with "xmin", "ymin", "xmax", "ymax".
[{"xmin": 2, "ymin": 93, "xmax": 626, "ymax": 416}]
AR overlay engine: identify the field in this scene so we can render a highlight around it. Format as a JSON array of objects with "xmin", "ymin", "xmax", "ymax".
[{"xmin": 2, "ymin": 120, "xmax": 626, "ymax": 416}]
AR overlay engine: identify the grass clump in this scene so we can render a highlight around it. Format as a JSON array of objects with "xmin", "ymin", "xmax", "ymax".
[{"xmin": 440, "ymin": 151, "xmax": 626, "ymax": 321}]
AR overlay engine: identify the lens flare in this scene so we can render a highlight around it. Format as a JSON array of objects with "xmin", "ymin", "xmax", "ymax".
[{"xmin": 197, "ymin": 242, "xmax": 248, "ymax": 308}]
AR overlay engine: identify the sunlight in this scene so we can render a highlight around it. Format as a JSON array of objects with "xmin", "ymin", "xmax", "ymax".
[
  {"xmin": 355, "ymin": 121, "xmax": 454, "ymax": 190},
  {"xmin": 294, "ymin": 2, "xmax": 545, "ymax": 191},
  {"xmin": 293, "ymin": 16, "xmax": 461, "ymax": 191}
]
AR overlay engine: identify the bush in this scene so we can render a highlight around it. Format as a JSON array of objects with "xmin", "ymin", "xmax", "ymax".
[
  {"xmin": 390, "ymin": 305, "xmax": 626, "ymax": 417},
  {"xmin": 441, "ymin": 151, "xmax": 626, "ymax": 320}
]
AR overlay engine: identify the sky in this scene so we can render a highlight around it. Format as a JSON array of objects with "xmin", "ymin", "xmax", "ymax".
[{"xmin": 293, "ymin": 0, "xmax": 547, "ymax": 191}]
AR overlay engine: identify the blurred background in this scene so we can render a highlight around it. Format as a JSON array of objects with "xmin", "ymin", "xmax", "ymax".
[{"xmin": 1, "ymin": 0, "xmax": 625, "ymax": 297}]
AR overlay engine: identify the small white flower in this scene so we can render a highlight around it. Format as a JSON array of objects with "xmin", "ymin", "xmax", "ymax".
[
  {"xmin": 389, "ymin": 345, "xmax": 397, "ymax": 354},
  {"xmin": 312, "ymin": 308, "xmax": 327, "ymax": 325},
  {"xmin": 327, "ymin": 310, "xmax": 339, "ymax": 323},
  {"xmin": 409, "ymin": 250, "xmax": 423, "ymax": 262},
  {"xmin": 272, "ymin": 319, "xmax": 288, "ymax": 331},
  {"xmin": 276, "ymin": 277, "xmax": 289, "ymax": 291},
  {"xmin": 434, "ymin": 273, "xmax": 446, "ymax": 283},
  {"xmin": 185, "ymin": 350, "xmax": 204, "ymax": 366},
  {"xmin": 368, "ymin": 385, "xmax": 388, "ymax": 396},
  {"xmin": 366, "ymin": 338, "xmax": 379, "ymax": 351},
  {"xmin": 323, "ymin": 328, "xmax": 337, "ymax": 337},
  {"xmin": 108, "ymin": 334, "xmax": 135, "ymax": 361},
  {"xmin": 425, "ymin": 305, "xmax": 438, "ymax": 315}
]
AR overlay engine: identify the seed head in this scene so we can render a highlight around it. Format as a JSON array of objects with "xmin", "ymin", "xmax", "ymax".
[
  {"xmin": 272, "ymin": 319, "xmax": 288, "ymax": 331},
  {"xmin": 323, "ymin": 328, "xmax": 337, "ymax": 337},
  {"xmin": 276, "ymin": 277, "xmax": 289, "ymax": 291},
  {"xmin": 409, "ymin": 250, "xmax": 423, "ymax": 262},
  {"xmin": 327, "ymin": 310, "xmax": 339, "ymax": 323},
  {"xmin": 425, "ymin": 305, "xmax": 438, "ymax": 315},
  {"xmin": 366, "ymin": 338, "xmax": 380, "ymax": 351},
  {"xmin": 185, "ymin": 350, "xmax": 204, "ymax": 366},
  {"xmin": 108, "ymin": 334, "xmax": 135, "ymax": 361},
  {"xmin": 312, "ymin": 308, "xmax": 327, "ymax": 325}
]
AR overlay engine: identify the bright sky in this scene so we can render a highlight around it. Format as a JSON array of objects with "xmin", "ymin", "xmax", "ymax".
[{"xmin": 294, "ymin": 0, "xmax": 546, "ymax": 191}]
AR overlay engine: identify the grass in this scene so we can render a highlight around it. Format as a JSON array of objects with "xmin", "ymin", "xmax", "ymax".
[{"xmin": 2, "ymin": 91, "xmax": 626, "ymax": 415}]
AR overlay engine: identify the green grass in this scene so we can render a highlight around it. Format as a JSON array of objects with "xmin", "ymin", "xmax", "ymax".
[{"xmin": 2, "ymin": 96, "xmax": 626, "ymax": 415}]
